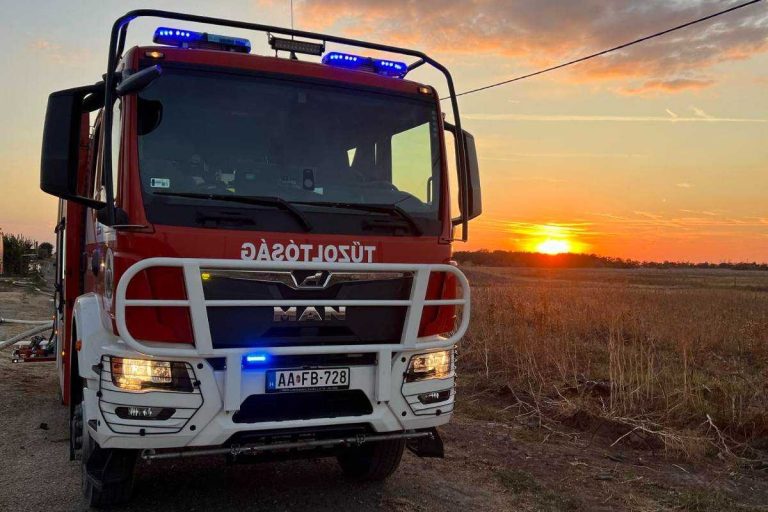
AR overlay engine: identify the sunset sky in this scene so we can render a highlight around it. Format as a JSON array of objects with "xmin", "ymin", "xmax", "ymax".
[{"xmin": 1, "ymin": 0, "xmax": 766, "ymax": 262}]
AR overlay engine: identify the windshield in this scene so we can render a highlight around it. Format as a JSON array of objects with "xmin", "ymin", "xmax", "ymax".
[{"xmin": 137, "ymin": 66, "xmax": 442, "ymax": 236}]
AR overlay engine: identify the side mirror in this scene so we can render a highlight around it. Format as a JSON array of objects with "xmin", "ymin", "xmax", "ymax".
[
  {"xmin": 116, "ymin": 65, "xmax": 162, "ymax": 97},
  {"xmin": 444, "ymin": 122, "xmax": 482, "ymax": 238},
  {"xmin": 462, "ymin": 130, "xmax": 482, "ymax": 221},
  {"xmin": 40, "ymin": 83, "xmax": 106, "ymax": 208}
]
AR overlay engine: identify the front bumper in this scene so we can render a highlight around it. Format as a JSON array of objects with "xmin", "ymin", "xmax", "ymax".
[{"xmin": 86, "ymin": 344, "xmax": 456, "ymax": 450}]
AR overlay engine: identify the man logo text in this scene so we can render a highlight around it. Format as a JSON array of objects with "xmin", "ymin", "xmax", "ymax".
[{"xmin": 273, "ymin": 306, "xmax": 346, "ymax": 322}]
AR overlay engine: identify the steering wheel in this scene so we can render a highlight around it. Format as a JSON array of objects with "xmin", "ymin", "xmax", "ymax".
[{"xmin": 186, "ymin": 154, "xmax": 232, "ymax": 193}]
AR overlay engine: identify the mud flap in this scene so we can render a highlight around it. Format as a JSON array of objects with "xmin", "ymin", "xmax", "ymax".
[
  {"xmin": 406, "ymin": 428, "xmax": 444, "ymax": 458},
  {"xmin": 85, "ymin": 443, "xmax": 138, "ymax": 490}
]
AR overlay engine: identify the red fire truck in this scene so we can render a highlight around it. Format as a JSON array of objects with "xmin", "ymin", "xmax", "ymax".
[{"xmin": 41, "ymin": 10, "xmax": 480, "ymax": 507}]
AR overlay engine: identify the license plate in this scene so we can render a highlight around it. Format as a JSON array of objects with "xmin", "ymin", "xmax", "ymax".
[{"xmin": 266, "ymin": 368, "xmax": 350, "ymax": 393}]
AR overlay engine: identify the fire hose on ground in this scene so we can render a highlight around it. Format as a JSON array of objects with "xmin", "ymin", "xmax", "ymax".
[
  {"xmin": 0, "ymin": 323, "xmax": 54, "ymax": 351},
  {"xmin": 0, "ymin": 317, "xmax": 52, "ymax": 325}
]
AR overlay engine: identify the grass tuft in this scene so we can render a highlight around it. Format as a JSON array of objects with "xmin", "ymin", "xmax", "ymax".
[{"xmin": 495, "ymin": 468, "xmax": 540, "ymax": 494}]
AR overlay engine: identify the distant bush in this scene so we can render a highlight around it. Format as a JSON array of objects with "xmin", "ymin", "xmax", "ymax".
[
  {"xmin": 37, "ymin": 242, "xmax": 53, "ymax": 260},
  {"xmin": 2, "ymin": 233, "xmax": 36, "ymax": 276}
]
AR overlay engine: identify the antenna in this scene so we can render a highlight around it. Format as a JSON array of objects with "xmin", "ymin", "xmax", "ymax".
[{"xmin": 290, "ymin": 0, "xmax": 294, "ymax": 37}]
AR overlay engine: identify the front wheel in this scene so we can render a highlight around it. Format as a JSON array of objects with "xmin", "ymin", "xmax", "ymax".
[
  {"xmin": 73, "ymin": 400, "xmax": 137, "ymax": 508},
  {"xmin": 336, "ymin": 439, "xmax": 405, "ymax": 481}
]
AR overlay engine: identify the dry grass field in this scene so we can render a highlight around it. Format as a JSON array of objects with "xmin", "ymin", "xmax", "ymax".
[{"xmin": 459, "ymin": 266, "xmax": 768, "ymax": 459}]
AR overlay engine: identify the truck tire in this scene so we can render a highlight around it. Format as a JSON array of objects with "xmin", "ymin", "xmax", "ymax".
[
  {"xmin": 73, "ymin": 400, "xmax": 137, "ymax": 508},
  {"xmin": 337, "ymin": 439, "xmax": 405, "ymax": 481}
]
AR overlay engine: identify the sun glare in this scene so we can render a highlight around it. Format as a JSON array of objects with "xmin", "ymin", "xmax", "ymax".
[
  {"xmin": 513, "ymin": 223, "xmax": 588, "ymax": 254},
  {"xmin": 536, "ymin": 239, "xmax": 571, "ymax": 255}
]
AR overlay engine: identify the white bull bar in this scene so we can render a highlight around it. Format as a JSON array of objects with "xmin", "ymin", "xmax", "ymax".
[{"xmin": 114, "ymin": 258, "xmax": 470, "ymax": 412}]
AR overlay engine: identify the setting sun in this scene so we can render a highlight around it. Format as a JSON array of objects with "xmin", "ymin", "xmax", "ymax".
[
  {"xmin": 536, "ymin": 239, "xmax": 571, "ymax": 255},
  {"xmin": 512, "ymin": 223, "xmax": 588, "ymax": 254}
]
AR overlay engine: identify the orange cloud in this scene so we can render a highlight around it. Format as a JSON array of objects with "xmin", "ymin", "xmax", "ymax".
[
  {"xmin": 29, "ymin": 39, "xmax": 55, "ymax": 51},
  {"xmin": 621, "ymin": 78, "xmax": 717, "ymax": 95},
  {"xmin": 289, "ymin": 0, "xmax": 768, "ymax": 93},
  {"xmin": 27, "ymin": 38, "xmax": 93, "ymax": 65}
]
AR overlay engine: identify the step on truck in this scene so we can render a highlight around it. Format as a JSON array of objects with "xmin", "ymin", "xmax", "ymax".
[{"xmin": 40, "ymin": 10, "xmax": 481, "ymax": 508}]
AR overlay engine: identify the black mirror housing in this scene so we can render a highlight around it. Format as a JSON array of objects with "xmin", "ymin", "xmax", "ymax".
[
  {"xmin": 40, "ymin": 90, "xmax": 81, "ymax": 197},
  {"xmin": 40, "ymin": 84, "xmax": 106, "ymax": 209},
  {"xmin": 462, "ymin": 130, "xmax": 482, "ymax": 220},
  {"xmin": 116, "ymin": 65, "xmax": 162, "ymax": 97},
  {"xmin": 444, "ymin": 122, "xmax": 482, "ymax": 234}
]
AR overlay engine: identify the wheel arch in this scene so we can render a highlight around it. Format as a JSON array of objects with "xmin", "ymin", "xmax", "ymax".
[{"xmin": 70, "ymin": 293, "xmax": 110, "ymax": 411}]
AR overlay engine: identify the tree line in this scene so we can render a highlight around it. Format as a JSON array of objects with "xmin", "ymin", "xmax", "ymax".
[
  {"xmin": 453, "ymin": 250, "xmax": 768, "ymax": 271},
  {"xmin": 1, "ymin": 233, "xmax": 53, "ymax": 276}
]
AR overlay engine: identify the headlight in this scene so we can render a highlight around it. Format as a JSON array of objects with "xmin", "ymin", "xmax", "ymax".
[
  {"xmin": 110, "ymin": 357, "xmax": 193, "ymax": 392},
  {"xmin": 405, "ymin": 350, "xmax": 453, "ymax": 382}
]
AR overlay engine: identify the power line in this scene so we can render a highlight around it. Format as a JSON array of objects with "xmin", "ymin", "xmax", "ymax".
[{"xmin": 445, "ymin": 0, "xmax": 765, "ymax": 100}]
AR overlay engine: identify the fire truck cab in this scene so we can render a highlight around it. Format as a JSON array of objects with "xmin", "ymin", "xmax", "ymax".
[{"xmin": 40, "ymin": 10, "xmax": 480, "ymax": 507}]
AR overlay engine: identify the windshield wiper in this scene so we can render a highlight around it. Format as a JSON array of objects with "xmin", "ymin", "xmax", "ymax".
[
  {"xmin": 293, "ymin": 201, "xmax": 422, "ymax": 236},
  {"xmin": 154, "ymin": 192, "xmax": 312, "ymax": 232}
]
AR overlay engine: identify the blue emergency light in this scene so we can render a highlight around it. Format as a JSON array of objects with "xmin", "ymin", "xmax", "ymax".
[
  {"xmin": 323, "ymin": 52, "xmax": 363, "ymax": 68},
  {"xmin": 242, "ymin": 353, "xmax": 270, "ymax": 369},
  {"xmin": 153, "ymin": 27, "xmax": 251, "ymax": 54},
  {"xmin": 373, "ymin": 59, "xmax": 407, "ymax": 77},
  {"xmin": 322, "ymin": 52, "xmax": 408, "ymax": 79}
]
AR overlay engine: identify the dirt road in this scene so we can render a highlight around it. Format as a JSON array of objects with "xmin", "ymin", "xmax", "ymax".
[{"xmin": 1, "ymin": 283, "xmax": 766, "ymax": 511}]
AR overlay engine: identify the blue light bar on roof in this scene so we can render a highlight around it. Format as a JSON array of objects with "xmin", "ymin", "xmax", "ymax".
[
  {"xmin": 373, "ymin": 58, "xmax": 407, "ymax": 78},
  {"xmin": 153, "ymin": 27, "xmax": 251, "ymax": 54},
  {"xmin": 322, "ymin": 52, "xmax": 408, "ymax": 79},
  {"xmin": 322, "ymin": 52, "xmax": 364, "ymax": 69}
]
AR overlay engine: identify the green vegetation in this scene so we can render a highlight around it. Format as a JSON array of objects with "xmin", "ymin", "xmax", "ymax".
[
  {"xmin": 495, "ymin": 469, "xmax": 580, "ymax": 511},
  {"xmin": 495, "ymin": 468, "xmax": 540, "ymax": 493},
  {"xmin": 2, "ymin": 233, "xmax": 36, "ymax": 276},
  {"xmin": 37, "ymin": 242, "xmax": 53, "ymax": 260},
  {"xmin": 670, "ymin": 489, "xmax": 755, "ymax": 512}
]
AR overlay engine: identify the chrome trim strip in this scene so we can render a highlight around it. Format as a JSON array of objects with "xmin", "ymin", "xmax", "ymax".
[{"xmin": 200, "ymin": 269, "xmax": 412, "ymax": 290}]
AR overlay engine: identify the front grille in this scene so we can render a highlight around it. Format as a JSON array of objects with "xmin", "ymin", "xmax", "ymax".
[
  {"xmin": 232, "ymin": 390, "xmax": 373, "ymax": 423},
  {"xmin": 201, "ymin": 270, "xmax": 413, "ymax": 300},
  {"xmin": 203, "ymin": 270, "xmax": 412, "ymax": 348},
  {"xmin": 208, "ymin": 306, "xmax": 406, "ymax": 347}
]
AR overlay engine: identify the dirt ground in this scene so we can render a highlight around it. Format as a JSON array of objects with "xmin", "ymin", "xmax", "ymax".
[{"xmin": 1, "ymin": 281, "xmax": 767, "ymax": 511}]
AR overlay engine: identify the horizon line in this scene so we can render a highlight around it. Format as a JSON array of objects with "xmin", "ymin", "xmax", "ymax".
[{"xmin": 455, "ymin": 249, "xmax": 768, "ymax": 266}]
